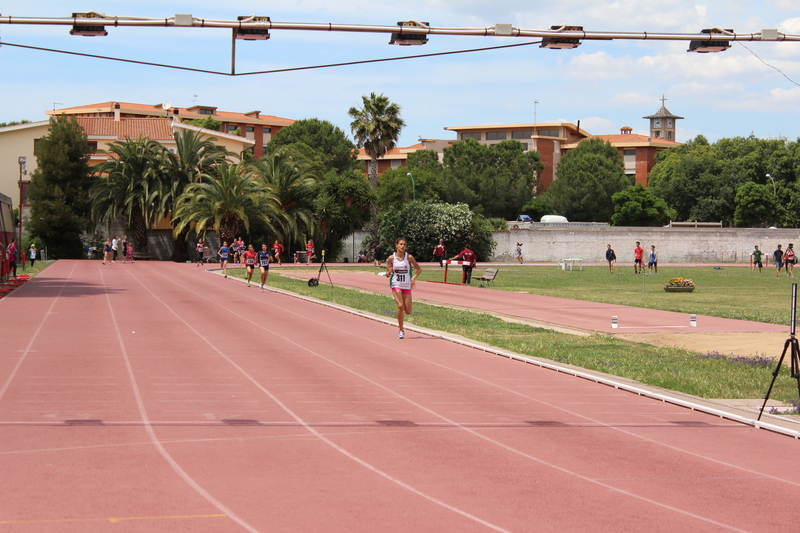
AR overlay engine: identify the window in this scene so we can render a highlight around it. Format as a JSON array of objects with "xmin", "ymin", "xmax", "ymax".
[
  {"xmin": 667, "ymin": 131, "xmax": 673, "ymax": 140},
  {"xmin": 512, "ymin": 130, "xmax": 532, "ymax": 139},
  {"xmin": 391, "ymin": 160, "xmax": 402, "ymax": 169},
  {"xmin": 227, "ymin": 125, "xmax": 237, "ymax": 131},
  {"xmin": 624, "ymin": 149, "xmax": 636, "ymax": 174},
  {"xmin": 486, "ymin": 131, "xmax": 506, "ymax": 140},
  {"xmin": 246, "ymin": 126, "xmax": 254, "ymax": 132},
  {"xmin": 86, "ymin": 141, "xmax": 98, "ymax": 153},
  {"xmin": 519, "ymin": 143, "xmax": 528, "ymax": 151},
  {"xmin": 537, "ymin": 129, "xmax": 559, "ymax": 137},
  {"xmin": 461, "ymin": 132, "xmax": 481, "ymax": 140},
  {"xmin": 263, "ymin": 127, "xmax": 271, "ymax": 134},
  {"xmin": 198, "ymin": 109, "xmax": 214, "ymax": 115}
]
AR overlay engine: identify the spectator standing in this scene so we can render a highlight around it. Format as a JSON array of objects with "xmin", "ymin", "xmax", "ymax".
[
  {"xmin": 29, "ymin": 244, "xmax": 37, "ymax": 269},
  {"xmin": 196, "ymin": 239, "xmax": 205, "ymax": 267},
  {"xmin": 633, "ymin": 241, "xmax": 644, "ymax": 274},
  {"xmin": 785, "ymin": 243, "xmax": 796, "ymax": 277},
  {"xmin": 102, "ymin": 238, "xmax": 113, "ymax": 265},
  {"xmin": 373, "ymin": 242, "xmax": 383, "ymax": 267},
  {"xmin": 774, "ymin": 244, "xmax": 784, "ymax": 277},
  {"xmin": 121, "ymin": 235, "xmax": 129, "ymax": 263},
  {"xmin": 306, "ymin": 239, "xmax": 316, "ymax": 263},
  {"xmin": 111, "ymin": 235, "xmax": 120, "ymax": 263},
  {"xmin": 605, "ymin": 244, "xmax": 616, "ymax": 273},
  {"xmin": 450, "ymin": 246, "xmax": 477, "ymax": 285},
  {"xmin": 7, "ymin": 238, "xmax": 17, "ymax": 279},
  {"xmin": 648, "ymin": 245, "xmax": 659, "ymax": 273},
  {"xmin": 432, "ymin": 239, "xmax": 447, "ymax": 268},
  {"xmin": 751, "ymin": 245, "xmax": 763, "ymax": 273}
]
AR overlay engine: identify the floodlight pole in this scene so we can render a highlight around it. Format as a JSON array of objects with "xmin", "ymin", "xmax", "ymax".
[{"xmin": 18, "ymin": 156, "xmax": 26, "ymax": 254}]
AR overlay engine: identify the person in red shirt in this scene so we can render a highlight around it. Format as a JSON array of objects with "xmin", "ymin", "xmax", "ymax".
[
  {"xmin": 272, "ymin": 240, "xmax": 284, "ymax": 266},
  {"xmin": 432, "ymin": 239, "xmax": 447, "ymax": 268},
  {"xmin": 305, "ymin": 239, "xmax": 316, "ymax": 264},
  {"xmin": 241, "ymin": 244, "xmax": 259, "ymax": 287},
  {"xmin": 450, "ymin": 246, "xmax": 477, "ymax": 285},
  {"xmin": 634, "ymin": 241, "xmax": 644, "ymax": 274}
]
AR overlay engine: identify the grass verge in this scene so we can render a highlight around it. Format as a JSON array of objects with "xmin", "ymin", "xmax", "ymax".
[{"xmin": 228, "ymin": 267, "xmax": 800, "ymax": 404}]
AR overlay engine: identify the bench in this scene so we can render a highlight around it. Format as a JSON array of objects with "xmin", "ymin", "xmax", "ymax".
[
  {"xmin": 473, "ymin": 268, "xmax": 498, "ymax": 287},
  {"xmin": 133, "ymin": 252, "xmax": 156, "ymax": 261}
]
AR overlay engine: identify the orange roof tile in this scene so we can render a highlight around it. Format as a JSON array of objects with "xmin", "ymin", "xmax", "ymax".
[
  {"xmin": 49, "ymin": 101, "xmax": 294, "ymax": 126},
  {"xmin": 74, "ymin": 117, "xmax": 174, "ymax": 141}
]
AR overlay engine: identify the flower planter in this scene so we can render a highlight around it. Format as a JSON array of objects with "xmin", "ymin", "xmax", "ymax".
[{"xmin": 664, "ymin": 286, "xmax": 695, "ymax": 293}]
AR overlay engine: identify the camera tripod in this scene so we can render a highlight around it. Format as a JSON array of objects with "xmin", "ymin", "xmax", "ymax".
[
  {"xmin": 307, "ymin": 251, "xmax": 333, "ymax": 287},
  {"xmin": 758, "ymin": 283, "xmax": 800, "ymax": 420}
]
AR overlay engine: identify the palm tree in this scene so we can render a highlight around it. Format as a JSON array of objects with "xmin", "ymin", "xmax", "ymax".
[
  {"xmin": 348, "ymin": 92, "xmax": 406, "ymax": 244},
  {"xmin": 159, "ymin": 129, "xmax": 232, "ymax": 260},
  {"xmin": 253, "ymin": 147, "xmax": 321, "ymax": 249},
  {"xmin": 172, "ymin": 162, "xmax": 276, "ymax": 243},
  {"xmin": 91, "ymin": 137, "xmax": 167, "ymax": 252}
]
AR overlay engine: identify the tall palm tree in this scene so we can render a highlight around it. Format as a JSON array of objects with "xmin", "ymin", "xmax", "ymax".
[
  {"xmin": 253, "ymin": 147, "xmax": 321, "ymax": 248},
  {"xmin": 172, "ymin": 162, "xmax": 276, "ymax": 243},
  {"xmin": 91, "ymin": 137, "xmax": 167, "ymax": 252},
  {"xmin": 348, "ymin": 92, "xmax": 405, "ymax": 244},
  {"xmin": 159, "ymin": 129, "xmax": 232, "ymax": 260}
]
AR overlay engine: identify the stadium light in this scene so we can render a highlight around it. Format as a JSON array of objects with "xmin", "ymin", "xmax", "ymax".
[
  {"xmin": 70, "ymin": 12, "xmax": 108, "ymax": 36},
  {"xmin": 540, "ymin": 25, "xmax": 583, "ymax": 49},
  {"xmin": 389, "ymin": 21, "xmax": 429, "ymax": 45},
  {"xmin": 235, "ymin": 16, "xmax": 271, "ymax": 41},
  {"xmin": 688, "ymin": 28, "xmax": 733, "ymax": 53}
]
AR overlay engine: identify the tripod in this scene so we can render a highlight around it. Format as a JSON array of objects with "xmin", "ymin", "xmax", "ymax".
[
  {"xmin": 307, "ymin": 251, "xmax": 333, "ymax": 287},
  {"xmin": 758, "ymin": 283, "xmax": 800, "ymax": 420}
]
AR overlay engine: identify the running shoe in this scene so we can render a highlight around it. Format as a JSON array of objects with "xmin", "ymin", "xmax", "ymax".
[
  {"xmin": 247, "ymin": 282, "xmax": 250, "ymax": 287},
  {"xmin": 398, "ymin": 331, "xmax": 404, "ymax": 339},
  {"xmin": 260, "ymin": 286, "xmax": 264, "ymax": 293}
]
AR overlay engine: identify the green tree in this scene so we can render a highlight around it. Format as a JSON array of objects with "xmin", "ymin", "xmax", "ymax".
[
  {"xmin": 315, "ymin": 171, "xmax": 375, "ymax": 259},
  {"xmin": 441, "ymin": 139, "xmax": 544, "ymax": 219},
  {"xmin": 172, "ymin": 162, "xmax": 272, "ymax": 243},
  {"xmin": 611, "ymin": 184, "xmax": 676, "ymax": 226},
  {"xmin": 348, "ymin": 93, "xmax": 406, "ymax": 245},
  {"xmin": 733, "ymin": 182, "xmax": 784, "ymax": 227},
  {"xmin": 27, "ymin": 116, "xmax": 93, "ymax": 258},
  {"xmin": 544, "ymin": 138, "xmax": 629, "ymax": 222},
  {"xmin": 520, "ymin": 197, "xmax": 554, "ymax": 221},
  {"xmin": 159, "ymin": 129, "xmax": 232, "ymax": 261},
  {"xmin": 378, "ymin": 201, "xmax": 495, "ymax": 261},
  {"xmin": 91, "ymin": 137, "xmax": 168, "ymax": 253},
  {"xmin": 253, "ymin": 147, "xmax": 320, "ymax": 248},
  {"xmin": 267, "ymin": 118, "xmax": 358, "ymax": 174}
]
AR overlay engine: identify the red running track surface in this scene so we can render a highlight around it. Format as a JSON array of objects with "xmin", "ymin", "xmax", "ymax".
[{"xmin": 0, "ymin": 260, "xmax": 798, "ymax": 532}]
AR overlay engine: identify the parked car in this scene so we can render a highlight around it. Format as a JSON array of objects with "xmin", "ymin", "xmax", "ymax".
[{"xmin": 516, "ymin": 215, "xmax": 533, "ymax": 222}]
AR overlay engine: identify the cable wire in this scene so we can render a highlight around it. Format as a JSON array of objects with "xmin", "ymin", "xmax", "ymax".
[
  {"xmin": 737, "ymin": 41, "xmax": 800, "ymax": 87},
  {"xmin": 0, "ymin": 39, "xmax": 542, "ymax": 76}
]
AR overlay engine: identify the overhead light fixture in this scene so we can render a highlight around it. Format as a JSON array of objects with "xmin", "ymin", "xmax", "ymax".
[
  {"xmin": 389, "ymin": 21, "xmax": 429, "ymax": 45},
  {"xmin": 235, "ymin": 16, "xmax": 270, "ymax": 41},
  {"xmin": 688, "ymin": 28, "xmax": 732, "ymax": 53},
  {"xmin": 70, "ymin": 12, "xmax": 108, "ymax": 36},
  {"xmin": 540, "ymin": 25, "xmax": 582, "ymax": 49}
]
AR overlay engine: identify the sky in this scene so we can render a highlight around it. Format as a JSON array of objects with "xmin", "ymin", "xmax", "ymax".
[{"xmin": 1, "ymin": 1, "xmax": 799, "ymax": 147}]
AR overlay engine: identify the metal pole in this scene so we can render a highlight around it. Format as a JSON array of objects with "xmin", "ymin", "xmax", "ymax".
[
  {"xmin": 17, "ymin": 156, "xmax": 26, "ymax": 260},
  {"xmin": 407, "ymin": 173, "xmax": 416, "ymax": 201}
]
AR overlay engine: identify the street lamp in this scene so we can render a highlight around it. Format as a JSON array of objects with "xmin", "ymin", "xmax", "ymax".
[
  {"xmin": 767, "ymin": 173, "xmax": 776, "ymax": 195},
  {"xmin": 407, "ymin": 172, "xmax": 416, "ymax": 201},
  {"xmin": 18, "ymin": 156, "xmax": 26, "ymax": 256}
]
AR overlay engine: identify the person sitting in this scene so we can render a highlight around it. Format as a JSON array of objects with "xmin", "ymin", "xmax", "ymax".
[{"xmin": 358, "ymin": 251, "xmax": 368, "ymax": 263}]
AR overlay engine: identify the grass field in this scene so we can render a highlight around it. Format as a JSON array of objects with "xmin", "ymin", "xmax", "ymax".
[{"xmin": 228, "ymin": 264, "xmax": 800, "ymax": 405}]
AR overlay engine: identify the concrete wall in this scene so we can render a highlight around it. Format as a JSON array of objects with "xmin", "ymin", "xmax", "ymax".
[{"xmin": 492, "ymin": 226, "xmax": 800, "ymax": 263}]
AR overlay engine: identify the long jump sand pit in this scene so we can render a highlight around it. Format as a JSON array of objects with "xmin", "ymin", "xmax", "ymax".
[{"xmin": 617, "ymin": 331, "xmax": 789, "ymax": 359}]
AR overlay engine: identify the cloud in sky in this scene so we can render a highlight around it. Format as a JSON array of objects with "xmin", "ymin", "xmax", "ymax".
[{"xmin": 0, "ymin": 0, "xmax": 798, "ymax": 146}]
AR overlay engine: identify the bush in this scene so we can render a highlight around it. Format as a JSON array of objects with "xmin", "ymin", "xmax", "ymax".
[{"xmin": 378, "ymin": 201, "xmax": 495, "ymax": 260}]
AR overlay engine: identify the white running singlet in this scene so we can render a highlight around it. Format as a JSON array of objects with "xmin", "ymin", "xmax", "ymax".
[{"xmin": 390, "ymin": 252, "xmax": 412, "ymax": 290}]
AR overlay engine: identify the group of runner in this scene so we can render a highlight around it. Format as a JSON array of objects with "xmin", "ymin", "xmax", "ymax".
[
  {"xmin": 213, "ymin": 239, "xmax": 286, "ymax": 292},
  {"xmin": 752, "ymin": 243, "xmax": 797, "ymax": 277}
]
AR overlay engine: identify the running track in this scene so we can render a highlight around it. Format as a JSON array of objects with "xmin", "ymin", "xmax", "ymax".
[{"xmin": 1, "ymin": 260, "xmax": 798, "ymax": 532}]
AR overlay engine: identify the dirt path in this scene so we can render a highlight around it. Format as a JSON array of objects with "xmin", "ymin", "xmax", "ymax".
[{"xmin": 616, "ymin": 331, "xmax": 789, "ymax": 359}]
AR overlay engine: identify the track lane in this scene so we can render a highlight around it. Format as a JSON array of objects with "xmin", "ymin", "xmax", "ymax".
[{"xmin": 1, "ymin": 261, "xmax": 799, "ymax": 532}]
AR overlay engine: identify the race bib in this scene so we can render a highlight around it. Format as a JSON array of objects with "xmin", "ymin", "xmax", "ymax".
[{"xmin": 247, "ymin": 258, "xmax": 255, "ymax": 265}]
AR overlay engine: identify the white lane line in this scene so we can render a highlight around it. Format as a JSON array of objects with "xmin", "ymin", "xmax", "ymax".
[
  {"xmin": 136, "ymin": 266, "xmax": 515, "ymax": 533},
  {"xmin": 155, "ymin": 267, "xmax": 756, "ymax": 533},
  {"xmin": 0, "ymin": 262, "xmax": 78, "ymax": 403},
  {"xmin": 99, "ymin": 268, "xmax": 260, "ymax": 533}
]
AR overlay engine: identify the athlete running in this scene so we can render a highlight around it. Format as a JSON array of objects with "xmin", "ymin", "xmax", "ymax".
[
  {"xmin": 258, "ymin": 244, "xmax": 271, "ymax": 292},
  {"xmin": 386, "ymin": 237, "xmax": 422, "ymax": 339}
]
